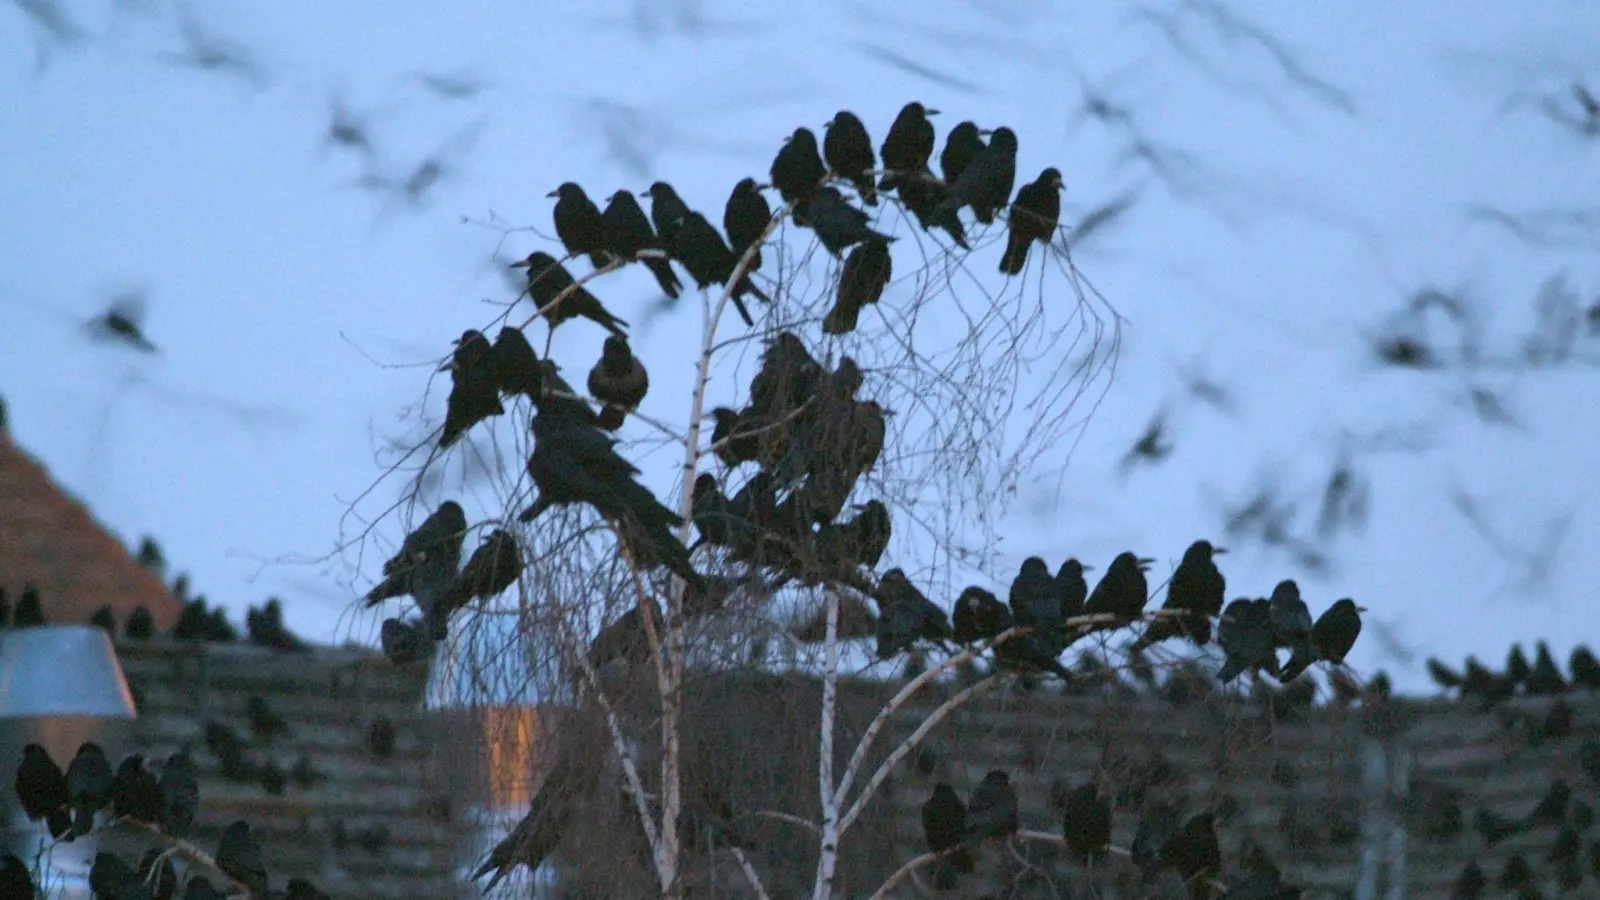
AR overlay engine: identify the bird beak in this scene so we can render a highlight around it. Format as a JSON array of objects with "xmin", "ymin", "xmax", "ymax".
[
  {"xmin": 1080, "ymin": 564, "xmax": 1096, "ymax": 572},
  {"xmin": 754, "ymin": 182, "xmax": 772, "ymax": 191},
  {"xmin": 545, "ymin": 189, "xmax": 559, "ymax": 198},
  {"xmin": 1137, "ymin": 557, "xmax": 1156, "ymax": 569},
  {"xmin": 436, "ymin": 359, "xmax": 454, "ymax": 373},
  {"xmin": 881, "ymin": 407, "xmax": 898, "ymax": 416},
  {"xmin": 1356, "ymin": 605, "xmax": 1370, "ymax": 613},
  {"xmin": 1213, "ymin": 547, "xmax": 1229, "ymax": 555},
  {"xmin": 978, "ymin": 128, "xmax": 994, "ymax": 137},
  {"xmin": 509, "ymin": 258, "xmax": 532, "ymax": 269},
  {"xmin": 638, "ymin": 190, "xmax": 652, "ymax": 198},
  {"xmin": 926, "ymin": 108, "xmax": 942, "ymax": 117},
  {"xmin": 823, "ymin": 117, "xmax": 835, "ymax": 129}
]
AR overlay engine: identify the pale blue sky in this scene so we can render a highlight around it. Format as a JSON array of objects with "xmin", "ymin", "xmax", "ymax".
[{"xmin": 2, "ymin": 0, "xmax": 1597, "ymax": 693}]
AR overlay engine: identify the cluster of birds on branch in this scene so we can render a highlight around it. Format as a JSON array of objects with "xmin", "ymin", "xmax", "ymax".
[
  {"xmin": 1457, "ymin": 765, "xmax": 1600, "ymax": 898},
  {"xmin": 9, "ymin": 741, "xmax": 330, "ymax": 899},
  {"xmin": 1427, "ymin": 640, "xmax": 1600, "ymax": 706},
  {"xmin": 920, "ymin": 772, "xmax": 1296, "ymax": 899}
]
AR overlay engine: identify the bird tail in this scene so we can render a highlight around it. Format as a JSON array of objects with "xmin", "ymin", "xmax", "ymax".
[
  {"xmin": 517, "ymin": 495, "xmax": 550, "ymax": 524},
  {"xmin": 601, "ymin": 313, "xmax": 630, "ymax": 339},
  {"xmin": 728, "ymin": 293, "xmax": 755, "ymax": 328},
  {"xmin": 1278, "ymin": 648, "xmax": 1317, "ymax": 684},
  {"xmin": 597, "ymin": 404, "xmax": 627, "ymax": 431},
  {"xmin": 822, "ymin": 301, "xmax": 859, "ymax": 335},
  {"xmin": 999, "ymin": 230, "xmax": 1029, "ymax": 275},
  {"xmin": 645, "ymin": 257, "xmax": 683, "ymax": 299},
  {"xmin": 973, "ymin": 204, "xmax": 998, "ymax": 226},
  {"xmin": 856, "ymin": 177, "xmax": 878, "ymax": 207},
  {"xmin": 363, "ymin": 578, "xmax": 401, "ymax": 607}
]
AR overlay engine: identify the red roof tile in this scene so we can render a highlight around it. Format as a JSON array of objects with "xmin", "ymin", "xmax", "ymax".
[{"xmin": 0, "ymin": 430, "xmax": 181, "ymax": 630}]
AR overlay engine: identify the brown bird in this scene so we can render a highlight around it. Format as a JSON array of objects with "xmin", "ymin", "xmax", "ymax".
[
  {"xmin": 587, "ymin": 334, "xmax": 649, "ymax": 431},
  {"xmin": 1000, "ymin": 167, "xmax": 1063, "ymax": 275},
  {"xmin": 438, "ymin": 529, "xmax": 523, "ymax": 628}
]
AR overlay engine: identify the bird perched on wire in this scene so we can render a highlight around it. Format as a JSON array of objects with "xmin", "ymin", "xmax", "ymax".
[
  {"xmin": 937, "ymin": 126, "xmax": 1018, "ymax": 225},
  {"xmin": 1000, "ymin": 167, "xmax": 1063, "ymax": 275},
  {"xmin": 770, "ymin": 126, "xmax": 828, "ymax": 207},
  {"xmin": 549, "ymin": 182, "xmax": 615, "ymax": 270},
  {"xmin": 600, "ymin": 189, "xmax": 682, "ymax": 299},
  {"xmin": 823, "ymin": 110, "xmax": 878, "ymax": 206},
  {"xmin": 587, "ymin": 334, "xmax": 649, "ymax": 431},
  {"xmin": 363, "ymin": 500, "xmax": 467, "ymax": 634},
  {"xmin": 438, "ymin": 329, "xmax": 504, "ymax": 447},
  {"xmin": 511, "ymin": 252, "xmax": 629, "ymax": 338}
]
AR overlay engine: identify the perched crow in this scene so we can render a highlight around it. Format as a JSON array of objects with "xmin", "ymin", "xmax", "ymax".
[
  {"xmin": 380, "ymin": 617, "xmax": 432, "ymax": 665},
  {"xmin": 90, "ymin": 853, "xmax": 151, "ymax": 900},
  {"xmin": 1000, "ymin": 167, "xmax": 1063, "ymax": 275},
  {"xmin": 15, "ymin": 743, "xmax": 68, "ymax": 825},
  {"xmin": 873, "ymin": 568, "xmax": 952, "ymax": 658},
  {"xmin": 89, "ymin": 605, "xmax": 116, "ymax": 635},
  {"xmin": 588, "ymin": 600, "xmax": 662, "ymax": 670},
  {"xmin": 65, "ymin": 742, "xmax": 113, "ymax": 838},
  {"xmin": 1527, "ymin": 641, "xmax": 1569, "ymax": 695},
  {"xmin": 823, "ymin": 236, "xmax": 892, "ymax": 335},
  {"xmin": 823, "ymin": 110, "xmax": 877, "ymax": 205},
  {"xmin": 1217, "ymin": 598, "xmax": 1278, "ymax": 683},
  {"xmin": 13, "ymin": 585, "xmax": 44, "ymax": 627},
  {"xmin": 511, "ymin": 252, "xmax": 629, "ymax": 337},
  {"xmin": 723, "ymin": 178, "xmax": 773, "ymax": 275},
  {"xmin": 642, "ymin": 181, "xmax": 693, "ymax": 244},
  {"xmin": 963, "ymin": 770, "xmax": 1018, "ymax": 845},
  {"xmin": 1139, "ymin": 540, "xmax": 1225, "ymax": 649},
  {"xmin": 1279, "ymin": 596, "xmax": 1364, "ymax": 681},
  {"xmin": 952, "ymin": 586, "xmax": 1011, "ymax": 644},
  {"xmin": 440, "ymin": 529, "xmax": 523, "ymax": 622},
  {"xmin": 439, "ymin": 329, "xmax": 504, "ymax": 447},
  {"xmin": 216, "ymin": 821, "xmax": 268, "ymax": 898},
  {"xmin": 472, "ymin": 730, "xmax": 597, "ymax": 893},
  {"xmin": 601, "ymin": 189, "xmax": 681, "ymax": 299},
  {"xmin": 587, "ymin": 334, "xmax": 649, "ymax": 431},
  {"xmin": 0, "ymin": 855, "xmax": 31, "ymax": 900},
  {"xmin": 879, "ymin": 101, "xmax": 939, "ymax": 193},
  {"xmin": 797, "ymin": 187, "xmax": 893, "ymax": 257},
  {"xmin": 937, "ymin": 126, "xmax": 1018, "ymax": 224},
  {"xmin": 1081, "ymin": 551, "xmax": 1152, "ymax": 629},
  {"xmin": 246, "ymin": 598, "xmax": 304, "ymax": 652},
  {"xmin": 1165, "ymin": 812, "xmax": 1222, "ymax": 898},
  {"xmin": 363, "ymin": 500, "xmax": 467, "ymax": 621},
  {"xmin": 921, "ymin": 783, "xmax": 975, "ymax": 889},
  {"xmin": 110, "ymin": 754, "xmax": 162, "ymax": 824},
  {"xmin": 770, "ymin": 126, "xmax": 827, "ymax": 206},
  {"xmin": 1267, "ymin": 580, "xmax": 1314, "ymax": 671},
  {"xmin": 1570, "ymin": 644, "xmax": 1600, "ymax": 690},
  {"xmin": 1427, "ymin": 657, "xmax": 1464, "ymax": 690},
  {"xmin": 1130, "ymin": 801, "xmax": 1179, "ymax": 882},
  {"xmin": 158, "ymin": 752, "xmax": 199, "ymax": 838},
  {"xmin": 940, "ymin": 121, "xmax": 985, "ymax": 186},
  {"xmin": 1055, "ymin": 558, "xmax": 1090, "ymax": 623},
  {"xmin": 548, "ymin": 182, "xmax": 614, "ymax": 270},
  {"xmin": 123, "ymin": 605, "xmax": 154, "ymax": 640},
  {"xmin": 896, "ymin": 174, "xmax": 969, "ymax": 248},
  {"xmin": 1062, "ymin": 781, "xmax": 1112, "ymax": 865},
  {"xmin": 664, "ymin": 211, "xmax": 761, "ymax": 327},
  {"xmin": 492, "ymin": 326, "xmax": 544, "ymax": 400}
]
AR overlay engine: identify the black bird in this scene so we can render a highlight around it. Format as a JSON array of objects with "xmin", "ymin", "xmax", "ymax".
[
  {"xmin": 588, "ymin": 334, "xmax": 649, "ymax": 431},
  {"xmin": 879, "ymin": 102, "xmax": 938, "ymax": 193},
  {"xmin": 440, "ymin": 529, "xmax": 523, "ymax": 620},
  {"xmin": 1062, "ymin": 781, "xmax": 1112, "ymax": 865},
  {"xmin": 110, "ymin": 754, "xmax": 162, "ymax": 824},
  {"xmin": 89, "ymin": 605, "xmax": 116, "ymax": 634},
  {"xmin": 1217, "ymin": 598, "xmax": 1278, "ymax": 682},
  {"xmin": 548, "ymin": 182, "xmax": 613, "ymax": 270},
  {"xmin": 472, "ymin": 743, "xmax": 594, "ymax": 894},
  {"xmin": 1055, "ymin": 558, "xmax": 1090, "ymax": 623},
  {"xmin": 1570, "ymin": 644, "xmax": 1600, "ymax": 690},
  {"xmin": 492, "ymin": 326, "xmax": 544, "ymax": 400},
  {"xmin": 1083, "ymin": 551, "xmax": 1152, "ymax": 625},
  {"xmin": 1000, "ymin": 167, "xmax": 1063, "ymax": 275},
  {"xmin": 709, "ymin": 408, "xmax": 760, "ymax": 468},
  {"xmin": 666, "ymin": 211, "xmax": 762, "ymax": 327},
  {"xmin": 90, "ymin": 853, "xmax": 151, "ymax": 900},
  {"xmin": 1427, "ymin": 657, "xmax": 1464, "ymax": 690},
  {"xmin": 13, "ymin": 585, "xmax": 43, "ymax": 627},
  {"xmin": 363, "ymin": 500, "xmax": 466, "ymax": 619},
  {"xmin": 0, "ymin": 855, "xmax": 31, "ymax": 900},
  {"xmin": 1141, "ymin": 540, "xmax": 1226, "ymax": 649},
  {"xmin": 872, "ymin": 568, "xmax": 952, "ymax": 658},
  {"xmin": 368, "ymin": 717, "xmax": 397, "ymax": 758},
  {"xmin": 963, "ymin": 770, "xmax": 1018, "ymax": 845},
  {"xmin": 921, "ymin": 783, "xmax": 975, "ymax": 889},
  {"xmin": 520, "ymin": 399, "xmax": 701, "ymax": 590},
  {"xmin": 952, "ymin": 586, "xmax": 1011, "ymax": 644},
  {"xmin": 1506, "ymin": 644, "xmax": 1531, "ymax": 687},
  {"xmin": 588, "ymin": 599, "xmax": 663, "ymax": 669},
  {"xmin": 1452, "ymin": 861, "xmax": 1486, "ymax": 900},
  {"xmin": 823, "ymin": 110, "xmax": 877, "ymax": 206},
  {"xmin": 65, "ymin": 742, "xmax": 113, "ymax": 838},
  {"xmin": 247, "ymin": 695, "xmax": 289, "ymax": 742},
  {"xmin": 940, "ymin": 121, "xmax": 985, "ymax": 186},
  {"xmin": 512, "ymin": 252, "xmax": 629, "ymax": 337},
  {"xmin": 642, "ymin": 181, "xmax": 693, "ymax": 244},
  {"xmin": 1527, "ymin": 641, "xmax": 1569, "ymax": 695},
  {"xmin": 380, "ymin": 617, "xmax": 432, "ymax": 665},
  {"xmin": 824, "ymin": 236, "xmax": 892, "ymax": 335},
  {"xmin": 938, "ymin": 126, "xmax": 1018, "ymax": 225},
  {"xmin": 1166, "ymin": 813, "xmax": 1222, "ymax": 898},
  {"xmin": 1267, "ymin": 580, "xmax": 1314, "ymax": 672},
  {"xmin": 723, "ymin": 178, "xmax": 772, "ymax": 275},
  {"xmin": 798, "ymin": 187, "xmax": 894, "ymax": 257},
  {"xmin": 216, "ymin": 821, "xmax": 268, "ymax": 898},
  {"xmin": 439, "ymin": 329, "xmax": 504, "ymax": 447},
  {"xmin": 896, "ymin": 175, "xmax": 969, "ymax": 249},
  {"xmin": 158, "ymin": 752, "xmax": 199, "ymax": 838},
  {"xmin": 1292, "ymin": 597, "xmax": 1364, "ymax": 678},
  {"xmin": 747, "ymin": 331, "xmax": 824, "ymax": 419},
  {"xmin": 246, "ymin": 598, "xmax": 304, "ymax": 652},
  {"xmin": 1473, "ymin": 805, "xmax": 1522, "ymax": 847},
  {"xmin": 770, "ymin": 126, "xmax": 827, "ymax": 206},
  {"xmin": 600, "ymin": 189, "xmax": 682, "ymax": 299},
  {"xmin": 15, "ymin": 743, "xmax": 67, "ymax": 826},
  {"xmin": 689, "ymin": 472, "xmax": 735, "ymax": 550},
  {"xmin": 1009, "ymin": 557, "xmax": 1063, "ymax": 643}
]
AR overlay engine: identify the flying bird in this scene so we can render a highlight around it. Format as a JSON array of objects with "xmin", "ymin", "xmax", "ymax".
[{"xmin": 85, "ymin": 292, "xmax": 158, "ymax": 353}]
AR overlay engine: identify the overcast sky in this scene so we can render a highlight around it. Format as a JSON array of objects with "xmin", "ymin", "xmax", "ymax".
[{"xmin": 2, "ymin": 0, "xmax": 1597, "ymax": 694}]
